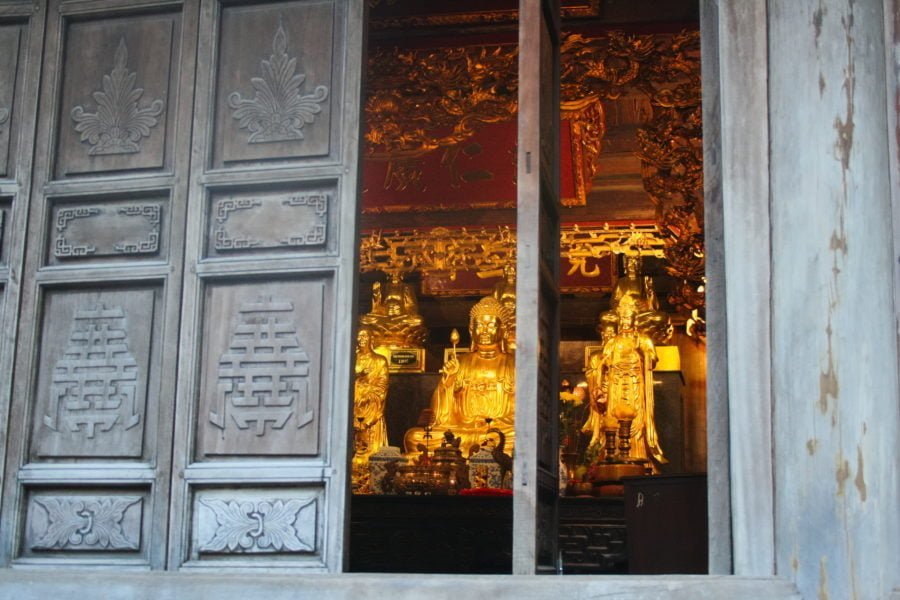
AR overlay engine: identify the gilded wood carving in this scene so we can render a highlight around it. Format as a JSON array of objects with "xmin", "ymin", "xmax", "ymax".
[{"xmin": 364, "ymin": 30, "xmax": 704, "ymax": 323}]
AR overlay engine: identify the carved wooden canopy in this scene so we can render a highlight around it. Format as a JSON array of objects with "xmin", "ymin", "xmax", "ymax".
[{"xmin": 362, "ymin": 28, "xmax": 704, "ymax": 327}]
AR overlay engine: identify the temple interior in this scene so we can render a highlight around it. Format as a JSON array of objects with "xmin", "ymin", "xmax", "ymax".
[{"xmin": 350, "ymin": 0, "xmax": 707, "ymax": 574}]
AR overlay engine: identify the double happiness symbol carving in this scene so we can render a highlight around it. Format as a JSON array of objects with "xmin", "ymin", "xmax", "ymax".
[
  {"xmin": 44, "ymin": 304, "xmax": 141, "ymax": 438},
  {"xmin": 210, "ymin": 297, "xmax": 314, "ymax": 437}
]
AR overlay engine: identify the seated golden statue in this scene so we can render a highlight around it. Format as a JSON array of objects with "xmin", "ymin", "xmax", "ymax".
[
  {"xmin": 404, "ymin": 296, "xmax": 515, "ymax": 455},
  {"xmin": 353, "ymin": 327, "xmax": 390, "ymax": 457},
  {"xmin": 583, "ymin": 295, "xmax": 667, "ymax": 472},
  {"xmin": 600, "ymin": 254, "xmax": 672, "ymax": 344},
  {"xmin": 491, "ymin": 263, "xmax": 517, "ymax": 351},
  {"xmin": 359, "ymin": 272, "xmax": 427, "ymax": 348}
]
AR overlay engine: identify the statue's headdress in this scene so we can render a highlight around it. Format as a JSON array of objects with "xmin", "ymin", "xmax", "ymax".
[
  {"xmin": 470, "ymin": 296, "xmax": 510, "ymax": 327},
  {"xmin": 469, "ymin": 297, "xmax": 512, "ymax": 352}
]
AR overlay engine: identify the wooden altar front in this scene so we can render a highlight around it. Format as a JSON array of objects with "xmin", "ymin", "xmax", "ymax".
[{"xmin": 349, "ymin": 495, "xmax": 629, "ymax": 574}]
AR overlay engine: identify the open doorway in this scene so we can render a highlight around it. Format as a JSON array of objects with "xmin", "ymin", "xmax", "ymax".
[{"xmin": 347, "ymin": 0, "xmax": 706, "ymax": 575}]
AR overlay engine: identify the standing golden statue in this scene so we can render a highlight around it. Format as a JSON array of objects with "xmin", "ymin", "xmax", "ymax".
[
  {"xmin": 359, "ymin": 272, "xmax": 428, "ymax": 349},
  {"xmin": 584, "ymin": 296, "xmax": 668, "ymax": 473},
  {"xmin": 491, "ymin": 263, "xmax": 517, "ymax": 351},
  {"xmin": 601, "ymin": 254, "xmax": 672, "ymax": 344},
  {"xmin": 404, "ymin": 296, "xmax": 515, "ymax": 454},
  {"xmin": 353, "ymin": 327, "xmax": 390, "ymax": 457}
]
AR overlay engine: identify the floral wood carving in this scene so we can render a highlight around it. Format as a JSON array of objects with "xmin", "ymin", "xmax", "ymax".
[
  {"xmin": 31, "ymin": 496, "xmax": 141, "ymax": 550},
  {"xmin": 71, "ymin": 38, "xmax": 164, "ymax": 156},
  {"xmin": 366, "ymin": 45, "xmax": 518, "ymax": 159},
  {"xmin": 198, "ymin": 498, "xmax": 316, "ymax": 553},
  {"xmin": 228, "ymin": 23, "xmax": 329, "ymax": 144}
]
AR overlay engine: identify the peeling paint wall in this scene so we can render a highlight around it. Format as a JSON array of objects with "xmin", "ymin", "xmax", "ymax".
[{"xmin": 769, "ymin": 1, "xmax": 900, "ymax": 599}]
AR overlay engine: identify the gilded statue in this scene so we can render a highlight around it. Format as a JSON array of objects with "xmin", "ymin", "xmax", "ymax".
[
  {"xmin": 491, "ymin": 263, "xmax": 517, "ymax": 351},
  {"xmin": 601, "ymin": 254, "xmax": 672, "ymax": 344},
  {"xmin": 404, "ymin": 296, "xmax": 515, "ymax": 454},
  {"xmin": 353, "ymin": 327, "xmax": 390, "ymax": 456},
  {"xmin": 359, "ymin": 272, "xmax": 428, "ymax": 348},
  {"xmin": 583, "ymin": 295, "xmax": 666, "ymax": 471}
]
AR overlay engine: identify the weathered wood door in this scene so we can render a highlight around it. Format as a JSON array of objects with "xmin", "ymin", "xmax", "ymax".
[
  {"xmin": 0, "ymin": 0, "xmax": 364, "ymax": 572},
  {"xmin": 0, "ymin": 1, "xmax": 45, "ymax": 526},
  {"xmin": 514, "ymin": 0, "xmax": 560, "ymax": 574}
]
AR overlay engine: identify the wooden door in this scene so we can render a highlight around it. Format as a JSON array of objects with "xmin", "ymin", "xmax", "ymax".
[
  {"xmin": 166, "ymin": 0, "xmax": 364, "ymax": 571},
  {"xmin": 0, "ymin": 0, "xmax": 200, "ymax": 568},
  {"xmin": 514, "ymin": 0, "xmax": 561, "ymax": 575},
  {"xmin": 0, "ymin": 1, "xmax": 44, "ymax": 525},
  {"xmin": 0, "ymin": 0, "xmax": 364, "ymax": 572}
]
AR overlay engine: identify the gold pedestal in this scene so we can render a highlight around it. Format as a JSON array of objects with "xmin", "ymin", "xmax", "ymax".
[{"xmin": 588, "ymin": 462, "xmax": 646, "ymax": 496}]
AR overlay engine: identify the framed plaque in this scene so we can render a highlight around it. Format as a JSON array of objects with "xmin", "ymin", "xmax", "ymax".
[{"xmin": 375, "ymin": 346, "xmax": 425, "ymax": 373}]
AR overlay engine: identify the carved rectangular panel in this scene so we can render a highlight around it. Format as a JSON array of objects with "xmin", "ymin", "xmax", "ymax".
[
  {"xmin": 55, "ymin": 12, "xmax": 180, "ymax": 177},
  {"xmin": 192, "ymin": 487, "xmax": 320, "ymax": 557},
  {"xmin": 24, "ymin": 491, "xmax": 145, "ymax": 554},
  {"xmin": 207, "ymin": 186, "xmax": 331, "ymax": 257},
  {"xmin": 0, "ymin": 197, "xmax": 8, "ymax": 266},
  {"xmin": 0, "ymin": 25, "xmax": 22, "ymax": 178},
  {"xmin": 212, "ymin": 1, "xmax": 335, "ymax": 167},
  {"xmin": 196, "ymin": 279, "xmax": 326, "ymax": 459},
  {"xmin": 48, "ymin": 197, "xmax": 167, "ymax": 265},
  {"xmin": 30, "ymin": 286, "xmax": 162, "ymax": 459}
]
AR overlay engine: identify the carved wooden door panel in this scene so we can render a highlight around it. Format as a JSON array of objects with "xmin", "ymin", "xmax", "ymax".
[
  {"xmin": 0, "ymin": 2, "xmax": 44, "ymax": 520},
  {"xmin": 0, "ymin": 0, "xmax": 199, "ymax": 568},
  {"xmin": 166, "ymin": 0, "xmax": 363, "ymax": 571},
  {"xmin": 514, "ymin": 0, "xmax": 561, "ymax": 574}
]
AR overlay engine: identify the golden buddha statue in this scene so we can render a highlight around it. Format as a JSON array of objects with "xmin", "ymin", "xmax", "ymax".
[
  {"xmin": 491, "ymin": 263, "xmax": 517, "ymax": 351},
  {"xmin": 359, "ymin": 272, "xmax": 428, "ymax": 348},
  {"xmin": 601, "ymin": 254, "xmax": 672, "ymax": 344},
  {"xmin": 404, "ymin": 296, "xmax": 515, "ymax": 455},
  {"xmin": 353, "ymin": 327, "xmax": 390, "ymax": 457},
  {"xmin": 583, "ymin": 295, "xmax": 666, "ymax": 472}
]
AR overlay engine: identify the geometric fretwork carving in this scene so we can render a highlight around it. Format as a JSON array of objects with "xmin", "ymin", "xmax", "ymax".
[
  {"xmin": 197, "ymin": 497, "xmax": 316, "ymax": 553},
  {"xmin": 280, "ymin": 194, "xmax": 326, "ymax": 245},
  {"xmin": 70, "ymin": 38, "xmax": 164, "ymax": 156},
  {"xmin": 209, "ymin": 297, "xmax": 314, "ymax": 436},
  {"xmin": 54, "ymin": 207, "xmax": 101, "ymax": 257},
  {"xmin": 30, "ymin": 496, "xmax": 142, "ymax": 551},
  {"xmin": 54, "ymin": 203, "xmax": 162, "ymax": 258},
  {"xmin": 212, "ymin": 198, "xmax": 262, "ymax": 250},
  {"xmin": 212, "ymin": 193, "xmax": 328, "ymax": 251},
  {"xmin": 228, "ymin": 23, "xmax": 328, "ymax": 144},
  {"xmin": 43, "ymin": 304, "xmax": 141, "ymax": 438},
  {"xmin": 113, "ymin": 204, "xmax": 161, "ymax": 254}
]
